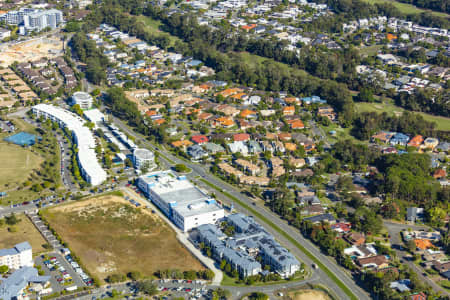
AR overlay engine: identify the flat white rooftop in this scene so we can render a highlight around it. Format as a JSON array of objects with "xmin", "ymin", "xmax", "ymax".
[{"xmin": 140, "ymin": 170, "xmax": 223, "ymax": 218}]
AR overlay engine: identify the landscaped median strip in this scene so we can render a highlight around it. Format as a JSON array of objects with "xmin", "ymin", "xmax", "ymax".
[{"xmin": 199, "ymin": 178, "xmax": 359, "ymax": 300}]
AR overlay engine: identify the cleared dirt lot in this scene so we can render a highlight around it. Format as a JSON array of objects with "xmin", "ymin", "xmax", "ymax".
[
  {"xmin": 42, "ymin": 195, "xmax": 205, "ymax": 282},
  {"xmin": 0, "ymin": 37, "xmax": 63, "ymax": 67},
  {"xmin": 0, "ymin": 213, "xmax": 47, "ymax": 255},
  {"xmin": 288, "ymin": 290, "xmax": 331, "ymax": 300}
]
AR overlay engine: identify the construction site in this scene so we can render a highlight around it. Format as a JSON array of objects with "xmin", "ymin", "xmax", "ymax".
[{"xmin": 0, "ymin": 36, "xmax": 64, "ymax": 67}]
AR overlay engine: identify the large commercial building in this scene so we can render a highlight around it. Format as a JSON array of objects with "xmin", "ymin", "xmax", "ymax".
[
  {"xmin": 0, "ymin": 8, "xmax": 63, "ymax": 35},
  {"xmin": 196, "ymin": 214, "xmax": 300, "ymax": 278},
  {"xmin": 0, "ymin": 266, "xmax": 51, "ymax": 300},
  {"xmin": 137, "ymin": 170, "xmax": 224, "ymax": 231},
  {"xmin": 32, "ymin": 104, "xmax": 107, "ymax": 186},
  {"xmin": 71, "ymin": 91, "xmax": 93, "ymax": 110},
  {"xmin": 133, "ymin": 148, "xmax": 156, "ymax": 170},
  {"xmin": 0, "ymin": 242, "xmax": 33, "ymax": 270}
]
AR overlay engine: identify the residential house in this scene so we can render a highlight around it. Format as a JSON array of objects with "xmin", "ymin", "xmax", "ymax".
[
  {"xmin": 422, "ymin": 137, "xmax": 439, "ymax": 150},
  {"xmin": 228, "ymin": 141, "xmax": 248, "ymax": 155},
  {"xmin": 371, "ymin": 131, "xmax": 395, "ymax": 143},
  {"xmin": 433, "ymin": 169, "xmax": 446, "ymax": 179},
  {"xmin": 414, "ymin": 239, "xmax": 434, "ymax": 251},
  {"xmin": 317, "ymin": 106, "xmax": 336, "ymax": 121},
  {"xmin": 357, "ymin": 255, "xmax": 389, "ymax": 269},
  {"xmin": 235, "ymin": 159, "xmax": 261, "ymax": 176},
  {"xmin": 218, "ymin": 163, "xmax": 244, "ymax": 178},
  {"xmin": 282, "ymin": 106, "xmax": 295, "ymax": 116},
  {"xmin": 191, "ymin": 135, "xmax": 209, "ymax": 145},
  {"xmin": 303, "ymin": 213, "xmax": 336, "ymax": 224},
  {"xmin": 233, "ymin": 133, "xmax": 251, "ymax": 142},
  {"xmin": 390, "ymin": 133, "xmax": 410, "ymax": 146},
  {"xmin": 187, "ymin": 145, "xmax": 209, "ymax": 161},
  {"xmin": 407, "ymin": 207, "xmax": 424, "ymax": 222},
  {"xmin": 408, "ymin": 135, "xmax": 424, "ymax": 148},
  {"xmin": 203, "ymin": 142, "xmax": 225, "ymax": 154},
  {"xmin": 344, "ymin": 232, "xmax": 366, "ymax": 246}
]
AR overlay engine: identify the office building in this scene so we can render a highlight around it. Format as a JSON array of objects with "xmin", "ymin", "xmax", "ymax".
[
  {"xmin": 133, "ymin": 148, "xmax": 156, "ymax": 170},
  {"xmin": 71, "ymin": 92, "xmax": 93, "ymax": 110},
  {"xmin": 32, "ymin": 104, "xmax": 107, "ymax": 186},
  {"xmin": 137, "ymin": 170, "xmax": 224, "ymax": 231},
  {"xmin": 0, "ymin": 242, "xmax": 33, "ymax": 270}
]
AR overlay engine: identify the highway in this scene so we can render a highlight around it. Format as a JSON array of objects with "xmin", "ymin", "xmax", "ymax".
[{"xmin": 111, "ymin": 116, "xmax": 371, "ymax": 300}]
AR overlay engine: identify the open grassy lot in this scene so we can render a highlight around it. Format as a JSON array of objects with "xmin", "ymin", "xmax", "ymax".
[
  {"xmin": 41, "ymin": 195, "xmax": 204, "ymax": 283},
  {"xmin": 0, "ymin": 143, "xmax": 43, "ymax": 188},
  {"xmin": 0, "ymin": 117, "xmax": 62, "ymax": 205},
  {"xmin": 136, "ymin": 15, "xmax": 181, "ymax": 47},
  {"xmin": 0, "ymin": 213, "xmax": 47, "ymax": 255},
  {"xmin": 355, "ymin": 102, "xmax": 450, "ymax": 131},
  {"xmin": 362, "ymin": 0, "xmax": 449, "ymax": 17}
]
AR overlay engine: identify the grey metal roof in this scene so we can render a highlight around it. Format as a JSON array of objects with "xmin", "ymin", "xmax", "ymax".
[
  {"xmin": 0, "ymin": 267, "xmax": 50, "ymax": 300},
  {"xmin": 0, "ymin": 241, "xmax": 31, "ymax": 257}
]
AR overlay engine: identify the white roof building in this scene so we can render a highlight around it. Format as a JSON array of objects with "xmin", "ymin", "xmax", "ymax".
[
  {"xmin": 32, "ymin": 104, "xmax": 107, "ymax": 186},
  {"xmin": 137, "ymin": 170, "xmax": 224, "ymax": 232}
]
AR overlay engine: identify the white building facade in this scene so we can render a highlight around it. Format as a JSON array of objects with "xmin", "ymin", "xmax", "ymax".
[
  {"xmin": 0, "ymin": 242, "xmax": 33, "ymax": 270},
  {"xmin": 132, "ymin": 148, "xmax": 156, "ymax": 170},
  {"xmin": 71, "ymin": 91, "xmax": 93, "ymax": 110},
  {"xmin": 32, "ymin": 104, "xmax": 107, "ymax": 186},
  {"xmin": 138, "ymin": 170, "xmax": 224, "ymax": 232}
]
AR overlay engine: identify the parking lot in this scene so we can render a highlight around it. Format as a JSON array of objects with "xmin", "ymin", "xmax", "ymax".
[{"xmin": 35, "ymin": 252, "xmax": 87, "ymax": 293}]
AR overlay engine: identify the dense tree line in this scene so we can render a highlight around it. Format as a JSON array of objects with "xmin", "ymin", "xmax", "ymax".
[
  {"xmin": 373, "ymin": 153, "xmax": 441, "ymax": 204},
  {"xmin": 395, "ymin": 89, "xmax": 450, "ymax": 118},
  {"xmin": 351, "ymin": 111, "xmax": 438, "ymax": 140},
  {"xmin": 70, "ymin": 32, "xmax": 109, "ymax": 84}
]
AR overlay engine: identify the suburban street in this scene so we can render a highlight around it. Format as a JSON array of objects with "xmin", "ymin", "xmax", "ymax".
[
  {"xmin": 384, "ymin": 221, "xmax": 450, "ymax": 296},
  {"xmin": 111, "ymin": 116, "xmax": 371, "ymax": 300}
]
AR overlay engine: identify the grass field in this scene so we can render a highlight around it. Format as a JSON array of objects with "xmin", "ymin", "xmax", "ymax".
[
  {"xmin": 355, "ymin": 102, "xmax": 450, "ymax": 131},
  {"xmin": 41, "ymin": 195, "xmax": 204, "ymax": 283},
  {"xmin": 0, "ymin": 213, "xmax": 47, "ymax": 255},
  {"xmin": 362, "ymin": 0, "xmax": 449, "ymax": 17},
  {"xmin": 0, "ymin": 117, "xmax": 62, "ymax": 205},
  {"xmin": 136, "ymin": 15, "xmax": 181, "ymax": 47},
  {"xmin": 0, "ymin": 143, "xmax": 43, "ymax": 188}
]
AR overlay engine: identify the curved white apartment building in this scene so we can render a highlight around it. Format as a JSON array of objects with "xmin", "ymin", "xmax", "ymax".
[{"xmin": 32, "ymin": 104, "xmax": 107, "ymax": 186}]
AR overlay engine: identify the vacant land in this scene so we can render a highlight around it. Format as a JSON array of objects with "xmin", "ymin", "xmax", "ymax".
[
  {"xmin": 0, "ymin": 213, "xmax": 47, "ymax": 255},
  {"xmin": 0, "ymin": 143, "xmax": 43, "ymax": 188},
  {"xmin": 362, "ymin": 0, "xmax": 449, "ymax": 17},
  {"xmin": 0, "ymin": 117, "xmax": 61, "ymax": 205},
  {"xmin": 42, "ymin": 195, "xmax": 204, "ymax": 283},
  {"xmin": 288, "ymin": 289, "xmax": 331, "ymax": 300},
  {"xmin": 355, "ymin": 102, "xmax": 450, "ymax": 131},
  {"xmin": 136, "ymin": 15, "xmax": 181, "ymax": 47},
  {"xmin": 0, "ymin": 36, "xmax": 64, "ymax": 67}
]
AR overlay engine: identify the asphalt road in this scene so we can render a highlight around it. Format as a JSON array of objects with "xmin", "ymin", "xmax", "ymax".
[{"xmin": 111, "ymin": 116, "xmax": 371, "ymax": 300}]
